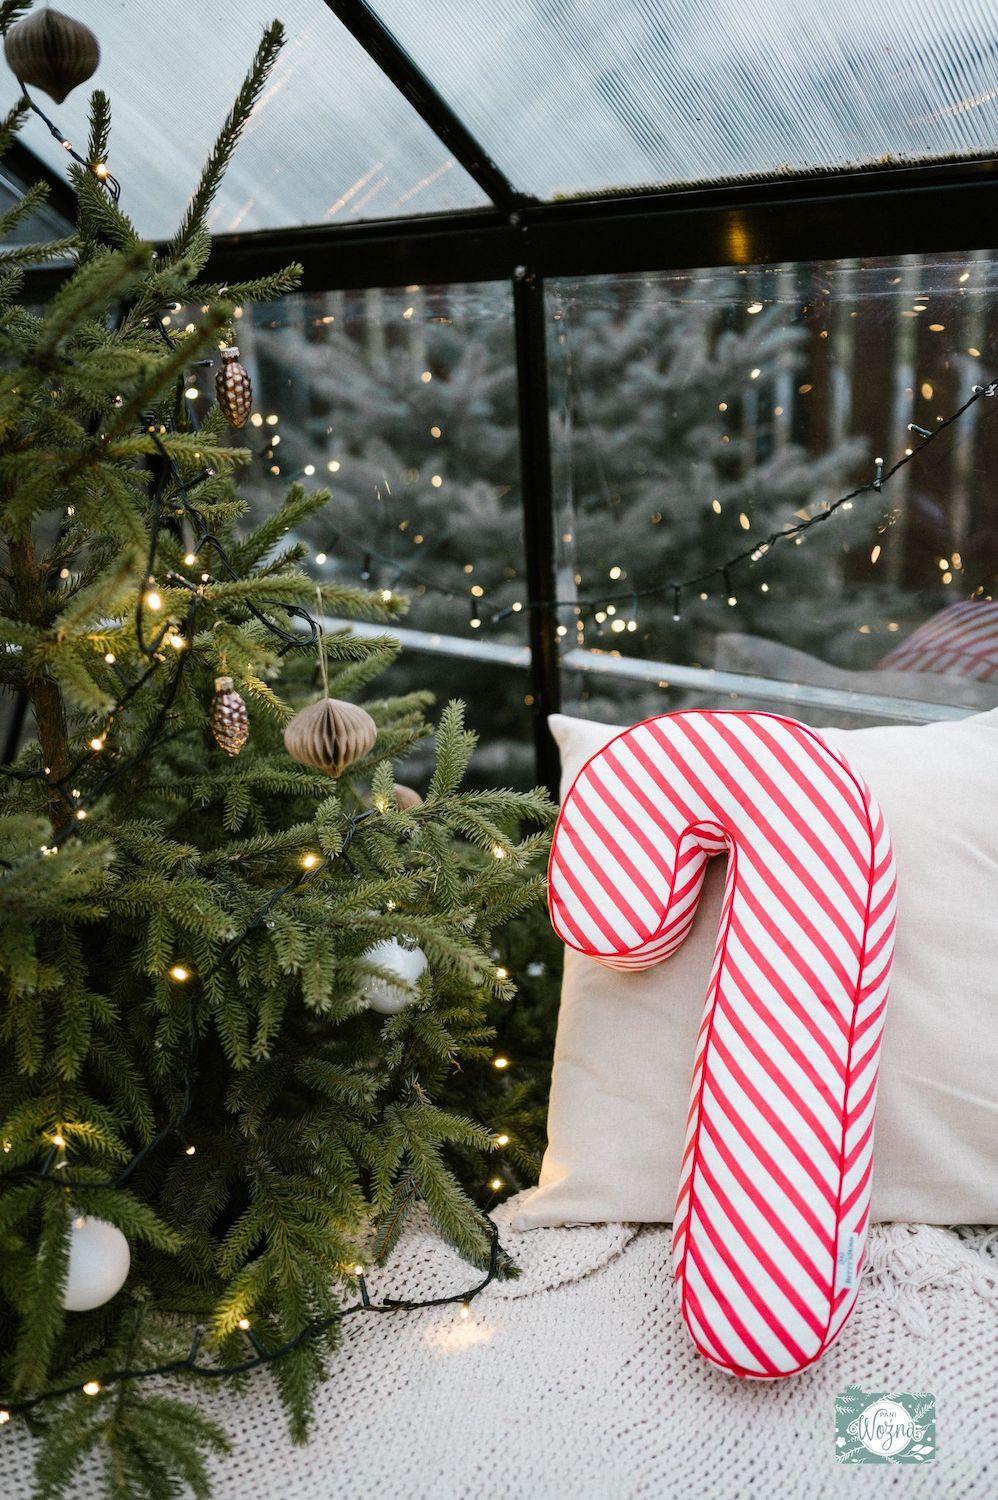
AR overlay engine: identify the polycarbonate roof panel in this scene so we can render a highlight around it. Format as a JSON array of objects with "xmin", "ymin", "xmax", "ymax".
[
  {"xmin": 12, "ymin": 1, "xmax": 486, "ymax": 239},
  {"xmin": 371, "ymin": 0, "xmax": 998, "ymax": 199}
]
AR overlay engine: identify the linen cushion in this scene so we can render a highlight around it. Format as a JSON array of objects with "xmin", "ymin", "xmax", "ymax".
[{"xmin": 515, "ymin": 707, "xmax": 998, "ymax": 1230}]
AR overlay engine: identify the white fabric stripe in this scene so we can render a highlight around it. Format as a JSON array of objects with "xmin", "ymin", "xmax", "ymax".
[
  {"xmin": 698, "ymin": 1060, "xmax": 835, "ymax": 1272},
  {"xmin": 716, "ymin": 958, "xmax": 845, "ymax": 1147},
  {"xmin": 690, "ymin": 1174, "xmax": 823, "ymax": 1360},
  {"xmin": 694, "ymin": 1127, "xmax": 831, "ymax": 1327},
  {"xmin": 686, "ymin": 1199, "xmax": 807, "ymax": 1369},
  {"xmin": 680, "ymin": 1254, "xmax": 763, "ymax": 1373},
  {"xmin": 712, "ymin": 1002, "xmax": 842, "ymax": 1177}
]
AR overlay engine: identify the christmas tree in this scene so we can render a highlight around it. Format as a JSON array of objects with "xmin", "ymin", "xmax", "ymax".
[{"xmin": 0, "ymin": 14, "xmax": 552, "ymax": 1495}]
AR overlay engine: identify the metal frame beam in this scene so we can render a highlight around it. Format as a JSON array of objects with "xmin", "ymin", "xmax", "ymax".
[
  {"xmin": 178, "ymin": 154, "xmax": 998, "ymax": 295},
  {"xmin": 513, "ymin": 270, "xmax": 561, "ymax": 797},
  {"xmin": 2, "ymin": 137, "xmax": 78, "ymax": 228},
  {"xmin": 320, "ymin": 0, "xmax": 526, "ymax": 211}
]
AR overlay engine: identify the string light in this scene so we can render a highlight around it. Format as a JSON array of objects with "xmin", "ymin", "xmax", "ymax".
[
  {"xmin": 145, "ymin": 589, "xmax": 162, "ymax": 612},
  {"xmin": 1, "ymin": 1208, "xmax": 503, "ymax": 1420},
  {"xmin": 493, "ymin": 1056, "xmax": 510, "ymax": 1070},
  {"xmin": 169, "ymin": 964, "xmax": 191, "ymax": 983},
  {"xmin": 495, "ymin": 1133, "xmax": 510, "ymax": 1147},
  {"xmin": 300, "ymin": 852, "xmax": 320, "ymax": 870}
]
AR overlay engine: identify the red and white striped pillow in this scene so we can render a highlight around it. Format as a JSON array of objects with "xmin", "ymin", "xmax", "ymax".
[{"xmin": 546, "ymin": 710, "xmax": 900, "ymax": 1377}]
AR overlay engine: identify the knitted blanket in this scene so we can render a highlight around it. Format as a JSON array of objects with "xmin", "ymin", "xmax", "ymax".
[{"xmin": 6, "ymin": 1197, "xmax": 997, "ymax": 1498}]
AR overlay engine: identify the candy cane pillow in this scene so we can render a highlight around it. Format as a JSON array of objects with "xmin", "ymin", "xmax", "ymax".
[{"xmin": 548, "ymin": 710, "xmax": 897, "ymax": 1379}]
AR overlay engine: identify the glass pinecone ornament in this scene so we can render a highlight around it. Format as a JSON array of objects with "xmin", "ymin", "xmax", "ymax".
[
  {"xmin": 4, "ymin": 8, "xmax": 100, "ymax": 104},
  {"xmin": 215, "ymin": 346, "xmax": 253, "ymax": 429},
  {"xmin": 211, "ymin": 676, "xmax": 249, "ymax": 757}
]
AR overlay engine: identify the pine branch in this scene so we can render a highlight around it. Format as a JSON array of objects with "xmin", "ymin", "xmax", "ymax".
[{"xmin": 167, "ymin": 22, "xmax": 285, "ymax": 262}]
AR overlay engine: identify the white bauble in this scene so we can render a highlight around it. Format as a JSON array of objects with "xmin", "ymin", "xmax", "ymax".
[
  {"xmin": 62, "ymin": 1216, "xmax": 130, "ymax": 1311},
  {"xmin": 360, "ymin": 939, "xmax": 428, "ymax": 1015}
]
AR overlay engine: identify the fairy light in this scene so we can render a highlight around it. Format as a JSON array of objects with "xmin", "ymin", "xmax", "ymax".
[
  {"xmin": 183, "ymin": 552, "xmax": 197, "ymax": 566},
  {"xmin": 747, "ymin": 301, "xmax": 763, "ymax": 314},
  {"xmin": 327, "ymin": 460, "xmax": 340, "ymax": 473},
  {"xmin": 353, "ymin": 1264, "xmax": 365, "ymax": 1277},
  {"xmin": 494, "ymin": 966, "xmax": 508, "ymax": 980},
  {"xmin": 495, "ymin": 1134, "xmax": 510, "ymax": 1147},
  {"xmin": 315, "ymin": 552, "xmax": 327, "ymax": 564},
  {"xmin": 300, "ymin": 852, "xmax": 320, "ymax": 870},
  {"xmin": 0, "ymin": 1410, "xmax": 9, "ymax": 1424},
  {"xmin": 185, "ymin": 1144, "xmax": 196, "ymax": 1156},
  {"xmin": 89, "ymin": 736, "xmax": 105, "ymax": 751},
  {"xmin": 491, "ymin": 845, "xmax": 506, "ymax": 860},
  {"xmin": 169, "ymin": 964, "xmax": 191, "ymax": 983},
  {"xmin": 493, "ymin": 1056, "xmax": 510, "ymax": 1070},
  {"xmin": 184, "ymin": 386, "xmax": 199, "ymax": 400},
  {"xmin": 51, "ymin": 1133, "xmax": 66, "ymax": 1149},
  {"xmin": 489, "ymin": 1177, "xmax": 503, "ymax": 1191},
  {"xmin": 82, "ymin": 1381, "xmax": 101, "ymax": 1397},
  {"xmin": 145, "ymin": 589, "xmax": 162, "ymax": 612},
  {"xmin": 75, "ymin": 808, "xmax": 87, "ymax": 821},
  {"xmin": 237, "ymin": 1318, "xmax": 251, "ymax": 1331},
  {"xmin": 304, "ymin": 464, "xmax": 315, "ymax": 476}
]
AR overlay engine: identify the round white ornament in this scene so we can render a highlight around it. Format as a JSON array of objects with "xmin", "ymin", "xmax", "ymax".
[
  {"xmin": 360, "ymin": 939, "xmax": 428, "ymax": 1015},
  {"xmin": 63, "ymin": 1215, "xmax": 130, "ymax": 1311}
]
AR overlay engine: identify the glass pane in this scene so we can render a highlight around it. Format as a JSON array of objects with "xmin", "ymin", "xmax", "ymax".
[
  {"xmin": 0, "ymin": 161, "xmax": 73, "ymax": 249},
  {"xmin": 17, "ymin": 1, "xmax": 486, "ymax": 239},
  {"xmin": 373, "ymin": 0, "xmax": 998, "ymax": 198},
  {"xmin": 548, "ymin": 252, "xmax": 998, "ymax": 731},
  {"xmin": 229, "ymin": 282, "xmax": 535, "ymax": 787}
]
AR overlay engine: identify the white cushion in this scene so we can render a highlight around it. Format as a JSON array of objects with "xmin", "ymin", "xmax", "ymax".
[{"xmin": 515, "ymin": 708, "xmax": 998, "ymax": 1228}]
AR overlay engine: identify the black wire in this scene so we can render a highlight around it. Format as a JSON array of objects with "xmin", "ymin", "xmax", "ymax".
[
  {"xmin": 17, "ymin": 83, "xmax": 122, "ymax": 203},
  {"xmin": 0, "ymin": 1211, "xmax": 503, "ymax": 1418}
]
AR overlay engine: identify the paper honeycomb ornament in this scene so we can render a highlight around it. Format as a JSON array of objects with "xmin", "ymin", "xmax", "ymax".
[
  {"xmin": 4, "ymin": 8, "xmax": 100, "ymax": 104},
  {"xmin": 215, "ymin": 346, "xmax": 253, "ymax": 429},
  {"xmin": 283, "ymin": 698, "xmax": 377, "ymax": 778},
  {"xmin": 211, "ymin": 676, "xmax": 249, "ymax": 757}
]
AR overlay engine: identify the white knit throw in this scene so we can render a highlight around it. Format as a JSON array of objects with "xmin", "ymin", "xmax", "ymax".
[{"xmin": 5, "ymin": 1200, "xmax": 997, "ymax": 1498}]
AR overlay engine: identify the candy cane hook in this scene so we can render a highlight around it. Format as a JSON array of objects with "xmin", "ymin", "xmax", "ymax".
[{"xmin": 548, "ymin": 711, "xmax": 897, "ymax": 1378}]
